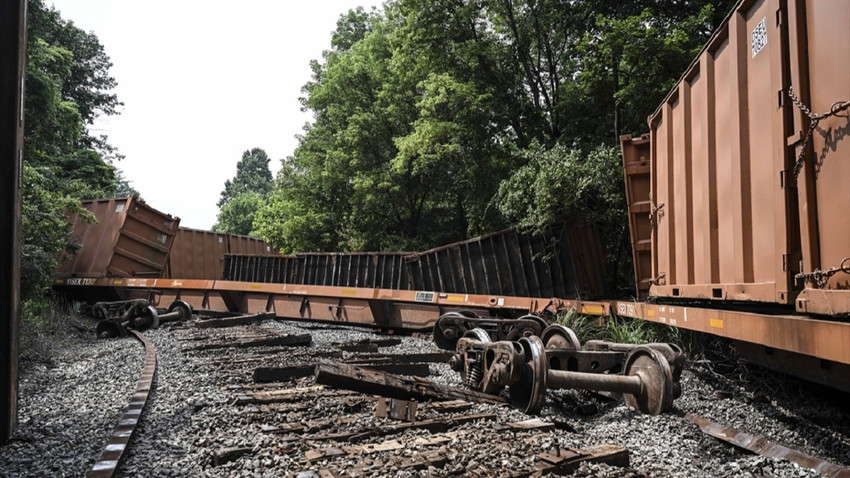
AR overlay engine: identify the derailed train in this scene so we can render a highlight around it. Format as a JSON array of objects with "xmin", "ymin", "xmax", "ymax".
[{"xmin": 55, "ymin": 0, "xmax": 850, "ymax": 392}]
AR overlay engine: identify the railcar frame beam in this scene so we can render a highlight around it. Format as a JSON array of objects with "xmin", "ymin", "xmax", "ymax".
[{"xmin": 615, "ymin": 301, "xmax": 850, "ymax": 366}]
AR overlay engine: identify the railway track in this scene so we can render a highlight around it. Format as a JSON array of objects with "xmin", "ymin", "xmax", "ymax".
[{"xmin": 76, "ymin": 310, "xmax": 850, "ymax": 477}]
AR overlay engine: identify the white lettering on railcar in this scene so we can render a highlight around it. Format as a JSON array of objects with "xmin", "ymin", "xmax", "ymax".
[
  {"xmin": 66, "ymin": 277, "xmax": 96, "ymax": 286},
  {"xmin": 617, "ymin": 303, "xmax": 636, "ymax": 317}
]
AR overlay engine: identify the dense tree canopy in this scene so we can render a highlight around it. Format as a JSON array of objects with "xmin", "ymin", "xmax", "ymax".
[
  {"xmin": 253, "ymin": 0, "xmax": 734, "ymax": 292},
  {"xmin": 23, "ymin": 0, "xmax": 127, "ymax": 313}
]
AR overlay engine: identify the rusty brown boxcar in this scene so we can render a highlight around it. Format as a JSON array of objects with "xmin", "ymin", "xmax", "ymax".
[
  {"xmin": 228, "ymin": 233, "xmax": 276, "ymax": 256},
  {"xmin": 166, "ymin": 228, "xmax": 278, "ymax": 280},
  {"xmin": 165, "ymin": 227, "xmax": 229, "ymax": 280},
  {"xmin": 623, "ymin": 0, "xmax": 850, "ymax": 315},
  {"xmin": 56, "ymin": 197, "xmax": 180, "ymax": 278}
]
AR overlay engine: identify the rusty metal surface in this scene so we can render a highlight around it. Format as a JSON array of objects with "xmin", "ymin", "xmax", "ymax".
[
  {"xmin": 406, "ymin": 223, "xmax": 605, "ymax": 300},
  {"xmin": 221, "ymin": 224, "xmax": 606, "ymax": 301},
  {"xmin": 223, "ymin": 252, "xmax": 411, "ymax": 290},
  {"xmin": 615, "ymin": 300, "xmax": 850, "ymax": 365},
  {"xmin": 57, "ymin": 197, "xmax": 180, "ymax": 278},
  {"xmin": 87, "ymin": 330, "xmax": 156, "ymax": 478},
  {"xmin": 682, "ymin": 413, "xmax": 850, "ymax": 478},
  {"xmin": 0, "ymin": 0, "xmax": 26, "ymax": 444},
  {"xmin": 166, "ymin": 228, "xmax": 228, "ymax": 280},
  {"xmin": 620, "ymin": 134, "xmax": 653, "ymax": 299},
  {"xmin": 734, "ymin": 341, "xmax": 850, "ymax": 393},
  {"xmin": 54, "ymin": 277, "xmax": 610, "ymax": 332},
  {"xmin": 787, "ymin": 0, "xmax": 850, "ymax": 315},
  {"xmin": 227, "ymin": 233, "xmax": 276, "ymax": 256},
  {"xmin": 641, "ymin": 0, "xmax": 850, "ymax": 313},
  {"xmin": 298, "ymin": 252, "xmax": 411, "ymax": 290},
  {"xmin": 647, "ymin": 0, "xmax": 795, "ymax": 305}
]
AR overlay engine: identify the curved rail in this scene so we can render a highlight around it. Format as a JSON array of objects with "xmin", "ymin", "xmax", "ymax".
[{"xmin": 87, "ymin": 330, "xmax": 157, "ymax": 478}]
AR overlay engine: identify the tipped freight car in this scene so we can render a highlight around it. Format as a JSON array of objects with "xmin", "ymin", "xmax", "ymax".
[
  {"xmin": 222, "ymin": 223, "xmax": 606, "ymax": 301},
  {"xmin": 622, "ymin": 0, "xmax": 850, "ymax": 316},
  {"xmin": 56, "ymin": 197, "xmax": 180, "ymax": 278},
  {"xmin": 165, "ymin": 227, "xmax": 278, "ymax": 280},
  {"xmin": 405, "ymin": 223, "xmax": 605, "ymax": 300}
]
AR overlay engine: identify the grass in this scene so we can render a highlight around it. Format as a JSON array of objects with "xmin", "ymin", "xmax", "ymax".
[
  {"xmin": 555, "ymin": 308, "xmax": 703, "ymax": 357},
  {"xmin": 20, "ymin": 298, "xmax": 91, "ymax": 364}
]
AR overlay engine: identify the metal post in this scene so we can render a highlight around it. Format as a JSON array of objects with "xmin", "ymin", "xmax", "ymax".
[{"xmin": 0, "ymin": 0, "xmax": 27, "ymax": 443}]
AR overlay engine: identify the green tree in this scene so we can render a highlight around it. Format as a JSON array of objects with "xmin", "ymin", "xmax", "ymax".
[
  {"xmin": 213, "ymin": 148, "xmax": 274, "ymax": 236},
  {"xmin": 217, "ymin": 148, "xmax": 274, "ymax": 208},
  {"xmin": 254, "ymin": 0, "xmax": 736, "ymax": 288},
  {"xmin": 22, "ymin": 0, "xmax": 124, "ymax": 314},
  {"xmin": 213, "ymin": 191, "xmax": 264, "ymax": 236}
]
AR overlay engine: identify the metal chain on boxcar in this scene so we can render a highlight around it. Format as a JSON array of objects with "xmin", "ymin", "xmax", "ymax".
[
  {"xmin": 795, "ymin": 257, "xmax": 850, "ymax": 288},
  {"xmin": 787, "ymin": 87, "xmax": 850, "ymax": 178}
]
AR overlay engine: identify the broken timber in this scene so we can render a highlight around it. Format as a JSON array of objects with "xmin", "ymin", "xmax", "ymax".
[
  {"xmin": 315, "ymin": 363, "xmax": 506, "ymax": 405},
  {"xmin": 531, "ymin": 444, "xmax": 630, "ymax": 476},
  {"xmin": 343, "ymin": 352, "xmax": 452, "ymax": 365},
  {"xmin": 187, "ymin": 333, "xmax": 311, "ymax": 351},
  {"xmin": 263, "ymin": 412, "xmax": 497, "ymax": 442},
  {"xmin": 253, "ymin": 365, "xmax": 316, "ymax": 383},
  {"xmin": 195, "ymin": 312, "xmax": 275, "ymax": 328},
  {"xmin": 253, "ymin": 362, "xmax": 431, "ymax": 383}
]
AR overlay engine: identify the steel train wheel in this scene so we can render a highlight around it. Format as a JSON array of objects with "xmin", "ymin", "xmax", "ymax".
[
  {"xmin": 540, "ymin": 324, "xmax": 581, "ymax": 351},
  {"xmin": 433, "ymin": 311, "xmax": 482, "ymax": 350},
  {"xmin": 509, "ymin": 335, "xmax": 547, "ymax": 414},
  {"xmin": 96, "ymin": 320, "xmax": 127, "ymax": 339},
  {"xmin": 622, "ymin": 346, "xmax": 674, "ymax": 416},
  {"xmin": 167, "ymin": 300, "xmax": 193, "ymax": 320}
]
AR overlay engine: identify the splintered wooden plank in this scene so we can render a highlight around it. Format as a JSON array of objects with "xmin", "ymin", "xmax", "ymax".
[
  {"xmin": 492, "ymin": 418, "xmax": 556, "ymax": 433},
  {"xmin": 296, "ymin": 413, "xmax": 496, "ymax": 442},
  {"xmin": 315, "ymin": 363, "xmax": 507, "ymax": 405},
  {"xmin": 253, "ymin": 362, "xmax": 431, "ymax": 382},
  {"xmin": 253, "ymin": 365, "xmax": 316, "ymax": 383},
  {"xmin": 195, "ymin": 312, "xmax": 276, "ymax": 328},
  {"xmin": 344, "ymin": 352, "xmax": 453, "ymax": 365},
  {"xmin": 304, "ymin": 439, "xmax": 406, "ymax": 462},
  {"xmin": 360, "ymin": 363, "xmax": 431, "ymax": 377},
  {"xmin": 187, "ymin": 333, "xmax": 312, "ymax": 351},
  {"xmin": 333, "ymin": 338, "xmax": 403, "ymax": 349},
  {"xmin": 534, "ymin": 444, "xmax": 630, "ymax": 475},
  {"xmin": 430, "ymin": 400, "xmax": 472, "ymax": 413},
  {"xmin": 234, "ymin": 386, "xmax": 357, "ymax": 405}
]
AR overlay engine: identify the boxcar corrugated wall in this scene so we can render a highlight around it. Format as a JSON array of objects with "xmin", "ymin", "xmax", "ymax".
[{"xmin": 625, "ymin": 0, "xmax": 850, "ymax": 315}]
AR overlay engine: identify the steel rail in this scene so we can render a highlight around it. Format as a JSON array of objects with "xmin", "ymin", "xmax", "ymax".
[{"xmin": 87, "ymin": 330, "xmax": 156, "ymax": 478}]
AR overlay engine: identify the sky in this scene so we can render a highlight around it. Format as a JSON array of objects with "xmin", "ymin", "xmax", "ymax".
[{"xmin": 49, "ymin": 0, "xmax": 385, "ymax": 229}]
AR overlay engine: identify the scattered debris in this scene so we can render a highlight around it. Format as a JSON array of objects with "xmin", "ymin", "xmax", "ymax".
[
  {"xmin": 195, "ymin": 312, "xmax": 275, "ymax": 328},
  {"xmin": 682, "ymin": 413, "xmax": 850, "ymax": 478},
  {"xmin": 186, "ymin": 333, "xmax": 312, "ymax": 351},
  {"xmin": 375, "ymin": 397, "xmax": 417, "ymax": 421},
  {"xmin": 315, "ymin": 362, "xmax": 508, "ymax": 405},
  {"xmin": 253, "ymin": 365, "xmax": 316, "ymax": 383},
  {"xmin": 213, "ymin": 447, "xmax": 253, "ymax": 467}
]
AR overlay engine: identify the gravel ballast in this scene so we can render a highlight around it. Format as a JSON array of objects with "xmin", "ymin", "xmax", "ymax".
[{"xmin": 0, "ymin": 317, "xmax": 848, "ymax": 477}]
